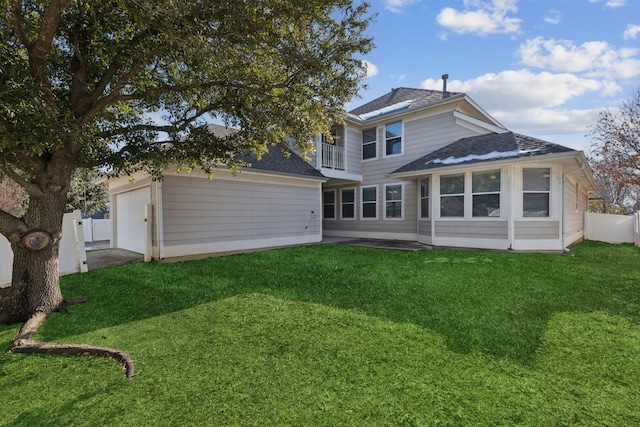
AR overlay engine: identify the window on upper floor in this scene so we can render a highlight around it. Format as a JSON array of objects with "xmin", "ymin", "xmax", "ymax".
[
  {"xmin": 323, "ymin": 190, "xmax": 336, "ymax": 220},
  {"xmin": 341, "ymin": 188, "xmax": 355, "ymax": 219},
  {"xmin": 384, "ymin": 184, "xmax": 403, "ymax": 219},
  {"xmin": 420, "ymin": 178, "xmax": 430, "ymax": 219},
  {"xmin": 440, "ymin": 173, "xmax": 465, "ymax": 217},
  {"xmin": 385, "ymin": 121, "xmax": 402, "ymax": 156},
  {"xmin": 361, "ymin": 186, "xmax": 378, "ymax": 219},
  {"xmin": 362, "ymin": 128, "xmax": 377, "ymax": 160},
  {"xmin": 523, "ymin": 168, "xmax": 550, "ymax": 217},
  {"xmin": 472, "ymin": 170, "xmax": 501, "ymax": 217}
]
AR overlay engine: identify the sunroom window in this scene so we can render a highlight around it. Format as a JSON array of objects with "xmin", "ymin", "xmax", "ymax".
[
  {"xmin": 420, "ymin": 178, "xmax": 429, "ymax": 219},
  {"xmin": 472, "ymin": 170, "xmax": 500, "ymax": 217},
  {"xmin": 440, "ymin": 173, "xmax": 465, "ymax": 217},
  {"xmin": 523, "ymin": 168, "xmax": 550, "ymax": 217}
]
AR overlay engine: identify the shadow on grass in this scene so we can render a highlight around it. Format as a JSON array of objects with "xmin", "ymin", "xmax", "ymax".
[{"xmin": 27, "ymin": 240, "xmax": 640, "ymax": 365}]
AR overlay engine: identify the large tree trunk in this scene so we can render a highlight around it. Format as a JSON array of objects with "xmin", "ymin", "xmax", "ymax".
[
  {"xmin": 4, "ymin": 196, "xmax": 65, "ymax": 325},
  {"xmin": 0, "ymin": 158, "xmax": 134, "ymax": 379}
]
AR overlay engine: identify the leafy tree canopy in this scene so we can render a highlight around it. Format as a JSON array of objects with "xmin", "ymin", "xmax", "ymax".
[{"xmin": 1, "ymin": 0, "xmax": 373, "ymax": 184}]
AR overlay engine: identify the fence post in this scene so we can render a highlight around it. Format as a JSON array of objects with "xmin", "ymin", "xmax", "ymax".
[
  {"xmin": 633, "ymin": 211, "xmax": 640, "ymax": 247},
  {"xmin": 73, "ymin": 210, "xmax": 89, "ymax": 273}
]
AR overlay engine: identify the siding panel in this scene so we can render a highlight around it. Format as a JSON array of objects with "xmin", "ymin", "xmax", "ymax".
[
  {"xmin": 515, "ymin": 220, "xmax": 560, "ymax": 239},
  {"xmin": 162, "ymin": 175, "xmax": 321, "ymax": 248},
  {"xmin": 435, "ymin": 220, "xmax": 508, "ymax": 239}
]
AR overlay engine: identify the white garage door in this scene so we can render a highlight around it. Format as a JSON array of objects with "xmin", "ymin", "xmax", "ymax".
[{"xmin": 116, "ymin": 187, "xmax": 150, "ymax": 254}]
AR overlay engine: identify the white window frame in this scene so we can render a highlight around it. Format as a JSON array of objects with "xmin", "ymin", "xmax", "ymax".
[
  {"xmin": 471, "ymin": 169, "xmax": 501, "ymax": 218},
  {"xmin": 362, "ymin": 127, "xmax": 377, "ymax": 161},
  {"xmin": 419, "ymin": 177, "xmax": 430, "ymax": 219},
  {"xmin": 361, "ymin": 185, "xmax": 378, "ymax": 220},
  {"xmin": 439, "ymin": 173, "xmax": 465, "ymax": 218},
  {"xmin": 384, "ymin": 183, "xmax": 404, "ymax": 220},
  {"xmin": 341, "ymin": 187, "xmax": 356, "ymax": 220},
  {"xmin": 383, "ymin": 121, "xmax": 403, "ymax": 158},
  {"xmin": 523, "ymin": 168, "xmax": 551, "ymax": 218},
  {"xmin": 323, "ymin": 189, "xmax": 336, "ymax": 220}
]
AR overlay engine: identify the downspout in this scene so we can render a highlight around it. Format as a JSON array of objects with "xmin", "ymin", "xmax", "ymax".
[{"xmin": 562, "ymin": 162, "xmax": 587, "ymax": 251}]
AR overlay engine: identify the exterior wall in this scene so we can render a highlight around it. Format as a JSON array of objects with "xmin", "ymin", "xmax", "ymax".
[
  {"xmin": 324, "ymin": 112, "xmax": 480, "ymax": 241},
  {"xmin": 564, "ymin": 175, "xmax": 589, "ymax": 247},
  {"xmin": 159, "ymin": 171, "xmax": 322, "ymax": 259},
  {"xmin": 434, "ymin": 220, "xmax": 509, "ymax": 250}
]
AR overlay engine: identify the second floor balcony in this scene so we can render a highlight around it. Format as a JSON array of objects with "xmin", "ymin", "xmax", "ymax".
[{"xmin": 321, "ymin": 143, "xmax": 345, "ymax": 171}]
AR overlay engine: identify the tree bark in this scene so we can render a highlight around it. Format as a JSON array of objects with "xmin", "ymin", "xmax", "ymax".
[{"xmin": 0, "ymin": 156, "xmax": 135, "ymax": 379}]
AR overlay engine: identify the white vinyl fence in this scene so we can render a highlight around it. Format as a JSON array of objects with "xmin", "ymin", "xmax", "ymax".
[
  {"xmin": 585, "ymin": 211, "xmax": 640, "ymax": 247},
  {"xmin": 82, "ymin": 218, "xmax": 110, "ymax": 242},
  {"xmin": 0, "ymin": 210, "xmax": 88, "ymax": 288}
]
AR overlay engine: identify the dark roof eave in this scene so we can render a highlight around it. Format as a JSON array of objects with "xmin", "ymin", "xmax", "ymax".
[
  {"xmin": 239, "ymin": 167, "xmax": 328, "ymax": 182},
  {"xmin": 344, "ymin": 93, "xmax": 467, "ymax": 126},
  {"xmin": 387, "ymin": 151, "xmax": 587, "ymax": 179}
]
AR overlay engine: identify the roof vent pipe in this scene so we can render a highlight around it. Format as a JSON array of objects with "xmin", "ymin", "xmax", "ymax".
[{"xmin": 442, "ymin": 74, "xmax": 449, "ymax": 98}]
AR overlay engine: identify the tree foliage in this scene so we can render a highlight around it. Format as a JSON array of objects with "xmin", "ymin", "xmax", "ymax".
[
  {"xmin": 589, "ymin": 88, "xmax": 640, "ymax": 212},
  {"xmin": 0, "ymin": 0, "xmax": 372, "ymax": 379},
  {"xmin": 65, "ymin": 169, "xmax": 107, "ymax": 216}
]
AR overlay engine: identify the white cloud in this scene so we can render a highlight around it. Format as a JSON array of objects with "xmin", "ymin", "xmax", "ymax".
[
  {"xmin": 382, "ymin": 0, "xmax": 421, "ymax": 13},
  {"xmin": 362, "ymin": 60, "xmax": 379, "ymax": 79},
  {"xmin": 623, "ymin": 24, "xmax": 640, "ymax": 40},
  {"xmin": 588, "ymin": 0, "xmax": 627, "ymax": 6},
  {"xmin": 544, "ymin": 9, "xmax": 561, "ymax": 25},
  {"xmin": 419, "ymin": 69, "xmax": 618, "ymax": 144},
  {"xmin": 436, "ymin": 0, "xmax": 522, "ymax": 35},
  {"xmin": 517, "ymin": 37, "xmax": 640, "ymax": 79}
]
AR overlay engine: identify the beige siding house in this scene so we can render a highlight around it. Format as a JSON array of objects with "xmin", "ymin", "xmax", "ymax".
[
  {"xmin": 107, "ymin": 86, "xmax": 596, "ymax": 258},
  {"xmin": 320, "ymin": 87, "xmax": 597, "ymax": 252},
  {"xmin": 107, "ymin": 144, "xmax": 326, "ymax": 260}
]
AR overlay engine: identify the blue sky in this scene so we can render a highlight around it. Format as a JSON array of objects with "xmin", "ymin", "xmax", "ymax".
[{"xmin": 350, "ymin": 0, "xmax": 640, "ymax": 152}]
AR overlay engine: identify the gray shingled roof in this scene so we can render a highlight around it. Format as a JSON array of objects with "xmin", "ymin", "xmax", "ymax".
[
  {"xmin": 206, "ymin": 124, "xmax": 324, "ymax": 179},
  {"xmin": 348, "ymin": 87, "xmax": 461, "ymax": 119},
  {"xmin": 241, "ymin": 146, "xmax": 325, "ymax": 179},
  {"xmin": 391, "ymin": 132, "xmax": 577, "ymax": 175}
]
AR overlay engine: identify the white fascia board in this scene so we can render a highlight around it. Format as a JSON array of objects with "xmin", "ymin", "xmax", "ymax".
[
  {"xmin": 462, "ymin": 95, "xmax": 506, "ymax": 128},
  {"xmin": 453, "ymin": 110, "xmax": 508, "ymax": 134}
]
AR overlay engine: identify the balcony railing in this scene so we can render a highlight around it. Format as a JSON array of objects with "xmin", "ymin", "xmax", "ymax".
[{"xmin": 321, "ymin": 143, "xmax": 345, "ymax": 170}]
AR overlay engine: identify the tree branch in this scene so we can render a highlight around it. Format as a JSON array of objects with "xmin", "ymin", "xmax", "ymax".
[
  {"xmin": 9, "ymin": 0, "xmax": 31, "ymax": 49},
  {"xmin": 28, "ymin": 0, "xmax": 72, "ymax": 82},
  {"xmin": 1, "ymin": 162, "xmax": 44, "ymax": 198},
  {"xmin": 0, "ymin": 207, "xmax": 27, "ymax": 242}
]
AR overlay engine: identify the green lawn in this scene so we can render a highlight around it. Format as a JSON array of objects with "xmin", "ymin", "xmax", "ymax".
[{"xmin": 1, "ymin": 241, "xmax": 639, "ymax": 426}]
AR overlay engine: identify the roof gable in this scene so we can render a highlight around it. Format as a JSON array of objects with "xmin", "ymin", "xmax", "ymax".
[{"xmin": 391, "ymin": 132, "xmax": 577, "ymax": 175}]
